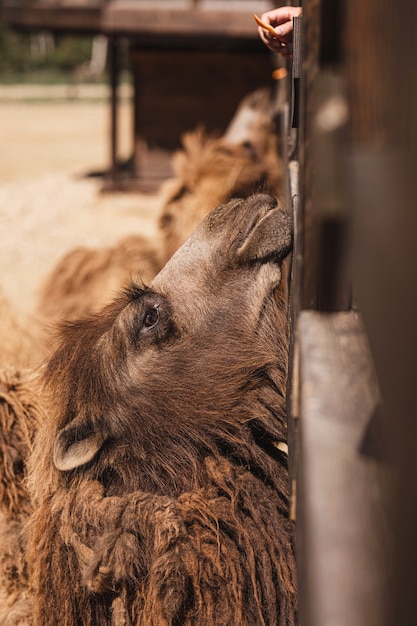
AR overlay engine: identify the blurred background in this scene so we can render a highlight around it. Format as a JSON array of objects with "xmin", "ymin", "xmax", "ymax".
[{"xmin": 0, "ymin": 0, "xmax": 280, "ymax": 311}]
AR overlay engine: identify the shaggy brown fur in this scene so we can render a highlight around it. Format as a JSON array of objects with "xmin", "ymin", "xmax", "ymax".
[
  {"xmin": 37, "ymin": 234, "xmax": 162, "ymax": 322},
  {"xmin": 159, "ymin": 89, "xmax": 283, "ymax": 263},
  {"xmin": 36, "ymin": 90, "xmax": 281, "ymax": 324},
  {"xmin": 0, "ymin": 368, "xmax": 42, "ymax": 626},
  {"xmin": 0, "ymin": 289, "xmax": 46, "ymax": 370},
  {"xmin": 25, "ymin": 193, "xmax": 296, "ymax": 625},
  {"xmin": 0, "ymin": 369, "xmax": 40, "ymax": 517}
]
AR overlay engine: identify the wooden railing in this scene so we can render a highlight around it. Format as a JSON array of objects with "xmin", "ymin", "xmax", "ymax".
[{"xmin": 282, "ymin": 1, "xmax": 417, "ymax": 625}]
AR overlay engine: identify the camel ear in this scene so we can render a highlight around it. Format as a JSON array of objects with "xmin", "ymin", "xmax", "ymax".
[{"xmin": 53, "ymin": 420, "xmax": 106, "ymax": 471}]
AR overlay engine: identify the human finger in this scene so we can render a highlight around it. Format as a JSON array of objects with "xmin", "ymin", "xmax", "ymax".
[
  {"xmin": 260, "ymin": 35, "xmax": 291, "ymax": 56},
  {"xmin": 257, "ymin": 25, "xmax": 280, "ymax": 50},
  {"xmin": 270, "ymin": 19, "xmax": 296, "ymax": 41},
  {"xmin": 260, "ymin": 7, "xmax": 302, "ymax": 28}
]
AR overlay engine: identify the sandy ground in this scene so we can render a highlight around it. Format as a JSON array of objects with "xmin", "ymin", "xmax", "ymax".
[{"xmin": 0, "ymin": 83, "xmax": 162, "ymax": 314}]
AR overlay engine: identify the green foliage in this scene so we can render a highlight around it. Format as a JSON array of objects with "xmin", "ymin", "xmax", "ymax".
[
  {"xmin": 44, "ymin": 34, "xmax": 93, "ymax": 71},
  {"xmin": 0, "ymin": 20, "xmax": 96, "ymax": 81},
  {"xmin": 0, "ymin": 24, "xmax": 31, "ymax": 74}
]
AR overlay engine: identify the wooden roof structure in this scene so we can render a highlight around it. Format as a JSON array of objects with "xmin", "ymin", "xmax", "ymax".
[
  {"xmin": 2, "ymin": 1, "xmax": 279, "ymax": 189},
  {"xmin": 2, "ymin": 0, "xmax": 276, "ymax": 40}
]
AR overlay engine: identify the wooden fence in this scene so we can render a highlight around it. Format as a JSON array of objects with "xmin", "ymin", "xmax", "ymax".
[{"xmin": 284, "ymin": 1, "xmax": 417, "ymax": 624}]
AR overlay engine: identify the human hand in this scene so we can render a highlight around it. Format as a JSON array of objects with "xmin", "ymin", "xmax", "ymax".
[{"xmin": 256, "ymin": 6, "xmax": 302, "ymax": 56}]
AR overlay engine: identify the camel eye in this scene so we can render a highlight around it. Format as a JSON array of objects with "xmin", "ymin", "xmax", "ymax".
[{"xmin": 142, "ymin": 306, "xmax": 160, "ymax": 329}]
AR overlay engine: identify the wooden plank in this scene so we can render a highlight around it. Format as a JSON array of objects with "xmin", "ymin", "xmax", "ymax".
[
  {"xmin": 342, "ymin": 1, "xmax": 417, "ymax": 620},
  {"xmin": 108, "ymin": 36, "xmax": 119, "ymax": 186},
  {"xmin": 294, "ymin": 0, "xmax": 351, "ymax": 312},
  {"xmin": 286, "ymin": 159, "xmax": 301, "ymax": 515},
  {"xmin": 296, "ymin": 310, "xmax": 390, "ymax": 626},
  {"xmin": 2, "ymin": 3, "xmax": 102, "ymax": 33},
  {"xmin": 101, "ymin": 3, "xmax": 269, "ymax": 40},
  {"xmin": 297, "ymin": 0, "xmax": 321, "ymax": 310},
  {"xmin": 347, "ymin": 146, "xmax": 417, "ymax": 626},
  {"xmin": 344, "ymin": 0, "xmax": 404, "ymax": 146}
]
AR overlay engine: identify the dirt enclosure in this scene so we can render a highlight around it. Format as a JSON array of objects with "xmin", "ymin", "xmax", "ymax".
[{"xmin": 0, "ymin": 83, "xmax": 161, "ymax": 314}]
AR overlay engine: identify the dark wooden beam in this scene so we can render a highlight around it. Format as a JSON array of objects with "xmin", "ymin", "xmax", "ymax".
[
  {"xmin": 2, "ymin": 2, "xmax": 102, "ymax": 33},
  {"xmin": 101, "ymin": 4, "xmax": 265, "ymax": 40},
  {"xmin": 296, "ymin": 310, "xmax": 390, "ymax": 626}
]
